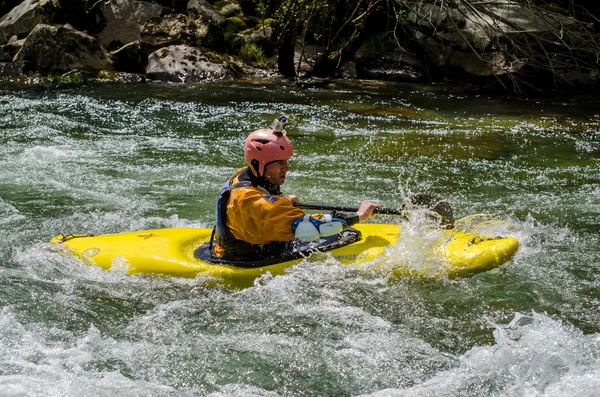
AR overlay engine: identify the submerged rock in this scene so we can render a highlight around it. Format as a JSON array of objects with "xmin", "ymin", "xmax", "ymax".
[{"xmin": 14, "ymin": 23, "xmax": 113, "ymax": 73}]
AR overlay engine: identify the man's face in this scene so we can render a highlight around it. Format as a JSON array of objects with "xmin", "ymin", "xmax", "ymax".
[{"xmin": 263, "ymin": 159, "xmax": 289, "ymax": 185}]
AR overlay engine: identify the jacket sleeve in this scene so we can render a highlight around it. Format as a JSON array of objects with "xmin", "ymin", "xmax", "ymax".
[{"xmin": 225, "ymin": 187, "xmax": 306, "ymax": 245}]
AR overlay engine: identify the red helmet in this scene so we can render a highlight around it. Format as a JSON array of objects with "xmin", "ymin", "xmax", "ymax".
[{"xmin": 244, "ymin": 128, "xmax": 293, "ymax": 177}]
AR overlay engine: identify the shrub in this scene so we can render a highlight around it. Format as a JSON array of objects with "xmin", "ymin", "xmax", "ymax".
[{"xmin": 239, "ymin": 43, "xmax": 273, "ymax": 68}]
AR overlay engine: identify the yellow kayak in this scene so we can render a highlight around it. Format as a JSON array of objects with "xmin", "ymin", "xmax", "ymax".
[{"xmin": 50, "ymin": 222, "xmax": 519, "ymax": 288}]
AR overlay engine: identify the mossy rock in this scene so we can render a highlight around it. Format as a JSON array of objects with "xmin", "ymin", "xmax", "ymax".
[
  {"xmin": 227, "ymin": 16, "xmax": 247, "ymax": 30},
  {"xmin": 214, "ymin": 0, "xmax": 242, "ymax": 17},
  {"xmin": 224, "ymin": 30, "xmax": 238, "ymax": 42},
  {"xmin": 213, "ymin": 1, "xmax": 227, "ymax": 9}
]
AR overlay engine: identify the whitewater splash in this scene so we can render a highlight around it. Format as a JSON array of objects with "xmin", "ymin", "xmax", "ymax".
[{"xmin": 360, "ymin": 312, "xmax": 600, "ymax": 397}]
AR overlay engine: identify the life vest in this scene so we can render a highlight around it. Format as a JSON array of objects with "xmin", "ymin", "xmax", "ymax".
[{"xmin": 213, "ymin": 168, "xmax": 291, "ymax": 260}]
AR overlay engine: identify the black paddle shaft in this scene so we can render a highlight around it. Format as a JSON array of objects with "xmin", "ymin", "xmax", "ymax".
[{"xmin": 296, "ymin": 203, "xmax": 404, "ymax": 216}]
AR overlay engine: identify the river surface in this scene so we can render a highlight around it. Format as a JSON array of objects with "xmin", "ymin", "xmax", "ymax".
[{"xmin": 0, "ymin": 80, "xmax": 599, "ymax": 396}]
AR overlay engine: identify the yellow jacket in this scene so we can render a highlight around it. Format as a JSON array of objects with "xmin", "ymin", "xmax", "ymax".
[{"xmin": 214, "ymin": 167, "xmax": 309, "ymax": 257}]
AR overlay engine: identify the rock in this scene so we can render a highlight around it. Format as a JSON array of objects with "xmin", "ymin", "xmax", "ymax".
[
  {"xmin": 421, "ymin": 36, "xmax": 519, "ymax": 78},
  {"xmin": 241, "ymin": 24, "xmax": 274, "ymax": 53},
  {"xmin": 357, "ymin": 64, "xmax": 422, "ymax": 82},
  {"xmin": 145, "ymin": 44, "xmax": 241, "ymax": 82},
  {"xmin": 111, "ymin": 40, "xmax": 145, "ymax": 73},
  {"xmin": 0, "ymin": 34, "xmax": 24, "ymax": 60},
  {"xmin": 294, "ymin": 77, "xmax": 331, "ymax": 89},
  {"xmin": 0, "ymin": 0, "xmax": 61, "ymax": 44},
  {"xmin": 13, "ymin": 23, "xmax": 113, "ymax": 73},
  {"xmin": 0, "ymin": 60, "xmax": 22, "ymax": 78},
  {"xmin": 220, "ymin": 2, "xmax": 243, "ymax": 18},
  {"xmin": 407, "ymin": 0, "xmax": 586, "ymax": 80},
  {"xmin": 96, "ymin": 0, "xmax": 163, "ymax": 51},
  {"xmin": 53, "ymin": 0, "xmax": 104, "ymax": 35},
  {"xmin": 0, "ymin": 45, "xmax": 11, "ymax": 61},
  {"xmin": 96, "ymin": 69, "xmax": 146, "ymax": 83},
  {"xmin": 228, "ymin": 22, "xmax": 275, "ymax": 55},
  {"xmin": 141, "ymin": 13, "xmax": 224, "ymax": 52},
  {"xmin": 356, "ymin": 51, "xmax": 424, "ymax": 82},
  {"xmin": 211, "ymin": 0, "xmax": 243, "ymax": 18},
  {"xmin": 151, "ymin": 0, "xmax": 188, "ymax": 13},
  {"xmin": 187, "ymin": 0, "xmax": 226, "ymax": 25}
]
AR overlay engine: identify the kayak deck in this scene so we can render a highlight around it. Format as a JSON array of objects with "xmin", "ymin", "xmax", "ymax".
[{"xmin": 50, "ymin": 222, "xmax": 519, "ymax": 286}]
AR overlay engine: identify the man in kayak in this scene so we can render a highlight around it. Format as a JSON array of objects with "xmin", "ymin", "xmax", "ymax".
[{"xmin": 213, "ymin": 121, "xmax": 380, "ymax": 260}]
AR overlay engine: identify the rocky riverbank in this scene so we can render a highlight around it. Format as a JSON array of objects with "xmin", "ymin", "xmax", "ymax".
[{"xmin": 0, "ymin": 0, "xmax": 599, "ymax": 93}]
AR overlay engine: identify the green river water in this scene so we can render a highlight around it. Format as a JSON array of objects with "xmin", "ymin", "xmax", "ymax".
[{"xmin": 0, "ymin": 80, "xmax": 599, "ymax": 396}]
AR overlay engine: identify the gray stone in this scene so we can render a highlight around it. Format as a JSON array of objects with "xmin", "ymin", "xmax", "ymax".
[
  {"xmin": 0, "ymin": 0, "xmax": 60, "ymax": 44},
  {"xmin": 187, "ymin": 0, "xmax": 226, "ymax": 25},
  {"xmin": 407, "ymin": 0, "xmax": 587, "ymax": 79},
  {"xmin": 242, "ymin": 25, "xmax": 274, "ymax": 52},
  {"xmin": 141, "ymin": 13, "xmax": 224, "ymax": 51},
  {"xmin": 0, "ymin": 60, "xmax": 22, "ymax": 78},
  {"xmin": 220, "ymin": 2, "xmax": 242, "ymax": 18},
  {"xmin": 96, "ymin": 0, "xmax": 163, "ymax": 50},
  {"xmin": 145, "ymin": 44, "xmax": 240, "ymax": 82},
  {"xmin": 0, "ymin": 34, "xmax": 24, "ymax": 60},
  {"xmin": 13, "ymin": 23, "xmax": 113, "ymax": 73},
  {"xmin": 422, "ymin": 37, "xmax": 519, "ymax": 77}
]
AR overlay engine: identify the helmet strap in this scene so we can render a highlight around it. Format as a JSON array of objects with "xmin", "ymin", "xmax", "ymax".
[{"xmin": 250, "ymin": 159, "xmax": 261, "ymax": 177}]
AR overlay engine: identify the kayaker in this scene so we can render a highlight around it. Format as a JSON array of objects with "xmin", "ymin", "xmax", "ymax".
[{"xmin": 213, "ymin": 120, "xmax": 380, "ymax": 260}]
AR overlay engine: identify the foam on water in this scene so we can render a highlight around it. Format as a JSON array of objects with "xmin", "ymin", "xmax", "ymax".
[
  {"xmin": 1, "ymin": 84, "xmax": 599, "ymax": 396},
  {"xmin": 360, "ymin": 312, "xmax": 600, "ymax": 397}
]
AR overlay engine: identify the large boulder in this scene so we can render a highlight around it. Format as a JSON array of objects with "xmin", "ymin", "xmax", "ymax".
[
  {"xmin": 407, "ymin": 0, "xmax": 589, "ymax": 79},
  {"xmin": 145, "ymin": 44, "xmax": 241, "ymax": 82},
  {"xmin": 187, "ymin": 0, "xmax": 226, "ymax": 25},
  {"xmin": 13, "ymin": 23, "xmax": 113, "ymax": 73},
  {"xmin": 0, "ymin": 0, "xmax": 60, "ymax": 44},
  {"xmin": 96, "ymin": 0, "xmax": 163, "ymax": 51},
  {"xmin": 141, "ymin": 13, "xmax": 224, "ymax": 52}
]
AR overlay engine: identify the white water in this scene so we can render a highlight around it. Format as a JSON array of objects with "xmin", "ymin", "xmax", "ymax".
[{"xmin": 0, "ymin": 82, "xmax": 599, "ymax": 396}]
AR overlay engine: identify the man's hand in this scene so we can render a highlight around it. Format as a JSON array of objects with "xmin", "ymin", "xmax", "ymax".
[{"xmin": 357, "ymin": 200, "xmax": 380, "ymax": 222}]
